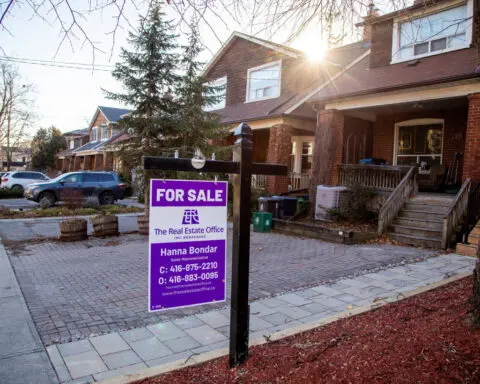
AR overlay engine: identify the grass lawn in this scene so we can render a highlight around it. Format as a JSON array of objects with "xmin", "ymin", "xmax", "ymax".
[
  {"xmin": 0, "ymin": 205, "xmax": 143, "ymax": 218},
  {"xmin": 144, "ymin": 277, "xmax": 480, "ymax": 384}
]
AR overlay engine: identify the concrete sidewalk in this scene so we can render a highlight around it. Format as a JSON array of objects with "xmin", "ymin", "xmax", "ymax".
[
  {"xmin": 46, "ymin": 253, "xmax": 475, "ymax": 383},
  {"xmin": 0, "ymin": 240, "xmax": 58, "ymax": 384}
]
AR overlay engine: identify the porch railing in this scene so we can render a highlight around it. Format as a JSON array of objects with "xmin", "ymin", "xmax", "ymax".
[
  {"xmin": 378, "ymin": 166, "xmax": 417, "ymax": 234},
  {"xmin": 251, "ymin": 174, "xmax": 268, "ymax": 189},
  {"xmin": 442, "ymin": 178, "xmax": 471, "ymax": 249},
  {"xmin": 338, "ymin": 164, "xmax": 409, "ymax": 191},
  {"xmin": 289, "ymin": 172, "xmax": 309, "ymax": 190}
]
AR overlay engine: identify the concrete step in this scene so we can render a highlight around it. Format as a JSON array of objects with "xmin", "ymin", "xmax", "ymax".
[
  {"xmin": 456, "ymin": 243, "xmax": 478, "ymax": 257},
  {"xmin": 393, "ymin": 217, "xmax": 443, "ymax": 231},
  {"xmin": 389, "ymin": 224, "xmax": 442, "ymax": 239},
  {"xmin": 389, "ymin": 233, "xmax": 442, "ymax": 248},
  {"xmin": 465, "ymin": 233, "xmax": 480, "ymax": 245},
  {"xmin": 398, "ymin": 209, "xmax": 445, "ymax": 220},
  {"xmin": 404, "ymin": 202, "xmax": 450, "ymax": 214}
]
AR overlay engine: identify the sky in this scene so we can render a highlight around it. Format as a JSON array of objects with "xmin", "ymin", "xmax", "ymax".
[{"xmin": 0, "ymin": 0, "xmax": 372, "ymax": 136}]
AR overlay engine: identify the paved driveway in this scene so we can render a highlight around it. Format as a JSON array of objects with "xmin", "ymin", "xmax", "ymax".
[
  {"xmin": 6, "ymin": 232, "xmax": 438, "ymax": 345},
  {"xmin": 0, "ymin": 198, "xmax": 38, "ymax": 210}
]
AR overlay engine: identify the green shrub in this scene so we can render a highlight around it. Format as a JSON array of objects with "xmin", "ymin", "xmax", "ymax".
[{"xmin": 328, "ymin": 184, "xmax": 377, "ymax": 223}]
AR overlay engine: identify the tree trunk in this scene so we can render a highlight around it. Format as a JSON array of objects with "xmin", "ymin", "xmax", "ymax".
[{"xmin": 472, "ymin": 244, "xmax": 480, "ymax": 325}]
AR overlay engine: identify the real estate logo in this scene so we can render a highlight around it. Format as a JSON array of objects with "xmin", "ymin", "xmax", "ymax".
[{"xmin": 182, "ymin": 209, "xmax": 200, "ymax": 225}]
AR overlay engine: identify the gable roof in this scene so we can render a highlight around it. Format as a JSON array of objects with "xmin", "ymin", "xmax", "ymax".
[
  {"xmin": 202, "ymin": 31, "xmax": 304, "ymax": 77},
  {"xmin": 63, "ymin": 128, "xmax": 89, "ymax": 137},
  {"xmin": 210, "ymin": 40, "xmax": 371, "ymax": 124},
  {"xmin": 98, "ymin": 106, "xmax": 131, "ymax": 123}
]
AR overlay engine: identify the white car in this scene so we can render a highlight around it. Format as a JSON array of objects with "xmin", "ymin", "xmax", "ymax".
[{"xmin": 1, "ymin": 171, "xmax": 50, "ymax": 193}]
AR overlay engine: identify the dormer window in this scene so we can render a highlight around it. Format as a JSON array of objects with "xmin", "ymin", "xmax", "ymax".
[
  {"xmin": 246, "ymin": 61, "xmax": 281, "ymax": 102},
  {"xmin": 91, "ymin": 127, "xmax": 98, "ymax": 141},
  {"xmin": 392, "ymin": 0, "xmax": 473, "ymax": 63},
  {"xmin": 101, "ymin": 124, "xmax": 108, "ymax": 140}
]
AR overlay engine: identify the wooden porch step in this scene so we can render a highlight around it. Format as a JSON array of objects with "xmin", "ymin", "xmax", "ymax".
[
  {"xmin": 389, "ymin": 224, "xmax": 442, "ymax": 239},
  {"xmin": 455, "ymin": 243, "xmax": 478, "ymax": 257},
  {"xmin": 398, "ymin": 209, "xmax": 445, "ymax": 220},
  {"xmin": 389, "ymin": 233, "xmax": 442, "ymax": 248},
  {"xmin": 393, "ymin": 217, "xmax": 443, "ymax": 231},
  {"xmin": 403, "ymin": 202, "xmax": 450, "ymax": 213}
]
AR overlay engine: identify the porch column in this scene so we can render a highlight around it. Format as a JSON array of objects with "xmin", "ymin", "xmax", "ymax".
[
  {"xmin": 464, "ymin": 93, "xmax": 480, "ymax": 183},
  {"xmin": 265, "ymin": 124, "xmax": 293, "ymax": 194},
  {"xmin": 309, "ymin": 109, "xmax": 345, "ymax": 203},
  {"xmin": 94, "ymin": 154, "xmax": 103, "ymax": 170},
  {"xmin": 103, "ymin": 152, "xmax": 114, "ymax": 171},
  {"xmin": 73, "ymin": 156, "xmax": 82, "ymax": 171}
]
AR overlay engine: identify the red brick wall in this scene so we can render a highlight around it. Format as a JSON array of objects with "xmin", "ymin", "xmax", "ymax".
[
  {"xmin": 266, "ymin": 124, "xmax": 293, "ymax": 193},
  {"xmin": 372, "ymin": 109, "xmax": 468, "ymax": 176},
  {"xmin": 370, "ymin": 19, "xmax": 393, "ymax": 68},
  {"xmin": 252, "ymin": 129, "xmax": 269, "ymax": 163},
  {"xmin": 343, "ymin": 116, "xmax": 373, "ymax": 163},
  {"xmin": 205, "ymin": 37, "xmax": 323, "ymax": 106},
  {"xmin": 464, "ymin": 93, "xmax": 480, "ymax": 182}
]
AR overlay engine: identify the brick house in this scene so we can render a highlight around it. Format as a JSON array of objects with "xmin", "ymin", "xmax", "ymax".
[
  {"xmin": 203, "ymin": 31, "xmax": 370, "ymax": 193},
  {"xmin": 55, "ymin": 106, "xmax": 130, "ymax": 173},
  {"xmin": 55, "ymin": 128, "xmax": 89, "ymax": 171},
  {"xmin": 305, "ymin": 0, "xmax": 479, "ymax": 190}
]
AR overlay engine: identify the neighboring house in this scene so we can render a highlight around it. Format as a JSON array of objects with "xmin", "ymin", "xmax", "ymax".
[
  {"xmin": 55, "ymin": 128, "xmax": 89, "ymax": 171},
  {"xmin": 55, "ymin": 106, "xmax": 130, "ymax": 173},
  {"xmin": 1, "ymin": 145, "xmax": 31, "ymax": 171},
  {"xmin": 203, "ymin": 31, "xmax": 371, "ymax": 192}
]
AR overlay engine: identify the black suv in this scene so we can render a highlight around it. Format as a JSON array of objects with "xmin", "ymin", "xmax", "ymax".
[{"xmin": 25, "ymin": 171, "xmax": 125, "ymax": 207}]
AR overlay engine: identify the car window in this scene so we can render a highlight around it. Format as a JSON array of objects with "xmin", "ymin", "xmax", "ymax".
[
  {"xmin": 99, "ymin": 174, "xmax": 114, "ymax": 182},
  {"xmin": 61, "ymin": 174, "xmax": 82, "ymax": 183},
  {"xmin": 83, "ymin": 173, "xmax": 99, "ymax": 182},
  {"xmin": 12, "ymin": 173, "xmax": 22, "ymax": 179},
  {"xmin": 32, "ymin": 173, "xmax": 44, "ymax": 180}
]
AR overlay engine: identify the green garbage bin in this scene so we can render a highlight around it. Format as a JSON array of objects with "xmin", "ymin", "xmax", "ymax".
[{"xmin": 253, "ymin": 212, "xmax": 272, "ymax": 233}]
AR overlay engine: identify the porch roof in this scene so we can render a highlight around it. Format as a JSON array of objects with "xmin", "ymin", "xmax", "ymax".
[{"xmin": 308, "ymin": 47, "xmax": 480, "ymax": 104}]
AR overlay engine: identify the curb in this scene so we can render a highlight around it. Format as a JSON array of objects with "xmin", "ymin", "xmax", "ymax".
[
  {"xmin": 99, "ymin": 271, "xmax": 472, "ymax": 384},
  {"xmin": 0, "ymin": 213, "xmax": 143, "ymax": 223}
]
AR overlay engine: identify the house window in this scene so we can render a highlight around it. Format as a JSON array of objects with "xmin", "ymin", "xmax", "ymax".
[
  {"xmin": 392, "ymin": 1, "xmax": 472, "ymax": 63},
  {"xmin": 91, "ymin": 127, "xmax": 98, "ymax": 141},
  {"xmin": 69, "ymin": 139, "xmax": 75, "ymax": 149},
  {"xmin": 394, "ymin": 119, "xmax": 444, "ymax": 170},
  {"xmin": 301, "ymin": 142, "xmax": 313, "ymax": 172},
  {"xmin": 246, "ymin": 61, "xmax": 281, "ymax": 102},
  {"xmin": 101, "ymin": 125, "xmax": 108, "ymax": 140},
  {"xmin": 291, "ymin": 137, "xmax": 314, "ymax": 174},
  {"xmin": 204, "ymin": 77, "xmax": 227, "ymax": 111}
]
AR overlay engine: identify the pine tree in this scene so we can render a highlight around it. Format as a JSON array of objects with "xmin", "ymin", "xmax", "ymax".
[
  {"xmin": 175, "ymin": 25, "xmax": 228, "ymax": 160},
  {"xmin": 104, "ymin": 2, "xmax": 181, "ymax": 167}
]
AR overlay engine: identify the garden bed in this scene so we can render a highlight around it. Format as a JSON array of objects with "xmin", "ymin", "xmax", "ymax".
[
  {"xmin": 0, "ymin": 205, "xmax": 143, "ymax": 219},
  {"xmin": 272, "ymin": 218, "xmax": 377, "ymax": 244},
  {"xmin": 142, "ymin": 277, "xmax": 480, "ymax": 383}
]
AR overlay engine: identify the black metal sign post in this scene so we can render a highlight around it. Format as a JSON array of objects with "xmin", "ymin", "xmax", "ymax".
[{"xmin": 143, "ymin": 123, "xmax": 287, "ymax": 368}]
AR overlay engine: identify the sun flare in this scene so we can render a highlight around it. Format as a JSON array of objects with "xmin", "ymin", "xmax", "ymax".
[{"xmin": 295, "ymin": 32, "xmax": 328, "ymax": 62}]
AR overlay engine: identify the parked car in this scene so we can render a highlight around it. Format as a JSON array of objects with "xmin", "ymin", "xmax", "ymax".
[
  {"xmin": 1, "ymin": 171, "xmax": 50, "ymax": 193},
  {"xmin": 25, "ymin": 171, "xmax": 125, "ymax": 207}
]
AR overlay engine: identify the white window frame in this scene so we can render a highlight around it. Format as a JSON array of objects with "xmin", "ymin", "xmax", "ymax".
[
  {"xmin": 101, "ymin": 124, "xmax": 109, "ymax": 141},
  {"xmin": 246, "ymin": 60, "xmax": 282, "ymax": 103},
  {"xmin": 91, "ymin": 126, "xmax": 98, "ymax": 142},
  {"xmin": 69, "ymin": 139, "xmax": 75, "ymax": 149},
  {"xmin": 393, "ymin": 118, "xmax": 445, "ymax": 167},
  {"xmin": 391, "ymin": 0, "xmax": 473, "ymax": 64},
  {"xmin": 204, "ymin": 76, "xmax": 227, "ymax": 112},
  {"xmin": 291, "ymin": 136, "xmax": 315, "ymax": 174}
]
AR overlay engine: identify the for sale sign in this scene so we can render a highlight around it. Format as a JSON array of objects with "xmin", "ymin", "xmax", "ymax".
[{"xmin": 148, "ymin": 179, "xmax": 228, "ymax": 312}]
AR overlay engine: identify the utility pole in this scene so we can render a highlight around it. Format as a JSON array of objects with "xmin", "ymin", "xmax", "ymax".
[{"xmin": 6, "ymin": 80, "xmax": 12, "ymax": 171}]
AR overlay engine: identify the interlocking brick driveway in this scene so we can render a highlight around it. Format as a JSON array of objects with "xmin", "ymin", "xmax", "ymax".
[{"xmin": 7, "ymin": 232, "xmax": 438, "ymax": 345}]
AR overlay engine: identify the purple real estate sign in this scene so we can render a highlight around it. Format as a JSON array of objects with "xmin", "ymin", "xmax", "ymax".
[{"xmin": 148, "ymin": 179, "xmax": 228, "ymax": 312}]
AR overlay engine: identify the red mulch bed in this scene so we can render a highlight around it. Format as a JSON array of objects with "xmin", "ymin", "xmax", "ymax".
[{"xmin": 141, "ymin": 278, "xmax": 480, "ymax": 384}]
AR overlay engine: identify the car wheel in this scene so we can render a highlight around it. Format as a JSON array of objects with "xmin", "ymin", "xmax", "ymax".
[
  {"xmin": 39, "ymin": 192, "xmax": 55, "ymax": 209},
  {"xmin": 99, "ymin": 192, "xmax": 115, "ymax": 206},
  {"xmin": 11, "ymin": 185, "xmax": 24, "ymax": 194}
]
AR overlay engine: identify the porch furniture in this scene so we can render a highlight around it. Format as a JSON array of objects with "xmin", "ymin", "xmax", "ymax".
[{"xmin": 417, "ymin": 164, "xmax": 446, "ymax": 191}]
